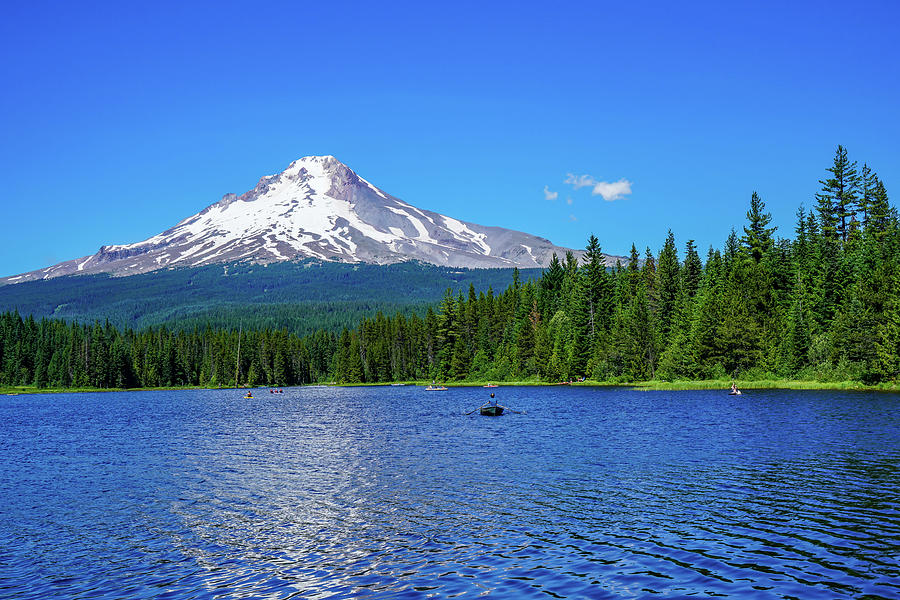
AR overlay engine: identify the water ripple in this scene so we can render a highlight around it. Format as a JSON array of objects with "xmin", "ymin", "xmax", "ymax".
[{"xmin": 1, "ymin": 387, "xmax": 898, "ymax": 598}]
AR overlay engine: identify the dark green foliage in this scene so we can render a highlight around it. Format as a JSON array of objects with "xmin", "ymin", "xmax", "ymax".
[
  {"xmin": 0, "ymin": 260, "xmax": 541, "ymax": 336},
  {"xmin": 742, "ymin": 192, "xmax": 775, "ymax": 262},
  {"xmin": 656, "ymin": 231, "xmax": 680, "ymax": 346},
  {"xmin": 816, "ymin": 144, "xmax": 859, "ymax": 244},
  {"xmin": 682, "ymin": 240, "xmax": 702, "ymax": 299}
]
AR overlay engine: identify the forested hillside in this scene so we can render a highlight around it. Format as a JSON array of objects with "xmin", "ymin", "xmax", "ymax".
[
  {"xmin": 1, "ymin": 146, "xmax": 896, "ymax": 389},
  {"xmin": 0, "ymin": 260, "xmax": 539, "ymax": 335}
]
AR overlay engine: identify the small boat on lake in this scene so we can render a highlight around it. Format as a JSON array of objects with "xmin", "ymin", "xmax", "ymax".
[
  {"xmin": 483, "ymin": 384, "xmax": 498, "ymax": 388},
  {"xmin": 480, "ymin": 403, "xmax": 504, "ymax": 416},
  {"xmin": 425, "ymin": 385, "xmax": 448, "ymax": 391}
]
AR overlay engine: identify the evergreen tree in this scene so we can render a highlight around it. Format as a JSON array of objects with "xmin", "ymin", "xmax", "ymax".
[
  {"xmin": 435, "ymin": 289, "xmax": 459, "ymax": 378},
  {"xmin": 859, "ymin": 163, "xmax": 877, "ymax": 228},
  {"xmin": 656, "ymin": 230, "xmax": 680, "ymax": 345},
  {"xmin": 817, "ymin": 145, "xmax": 859, "ymax": 244},
  {"xmin": 868, "ymin": 178, "xmax": 892, "ymax": 239},
  {"xmin": 582, "ymin": 234, "xmax": 614, "ymax": 336},
  {"xmin": 625, "ymin": 288, "xmax": 656, "ymax": 380},
  {"xmin": 682, "ymin": 240, "xmax": 703, "ymax": 299},
  {"xmin": 540, "ymin": 253, "xmax": 565, "ymax": 316},
  {"xmin": 742, "ymin": 191, "xmax": 776, "ymax": 262}
]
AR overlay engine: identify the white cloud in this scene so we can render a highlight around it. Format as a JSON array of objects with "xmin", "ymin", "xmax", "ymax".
[
  {"xmin": 543, "ymin": 185, "xmax": 558, "ymax": 201},
  {"xmin": 566, "ymin": 196, "xmax": 573, "ymax": 205},
  {"xmin": 569, "ymin": 214, "xmax": 577, "ymax": 222},
  {"xmin": 564, "ymin": 174, "xmax": 595, "ymax": 190},
  {"xmin": 590, "ymin": 178, "xmax": 632, "ymax": 202},
  {"xmin": 564, "ymin": 173, "xmax": 633, "ymax": 201}
]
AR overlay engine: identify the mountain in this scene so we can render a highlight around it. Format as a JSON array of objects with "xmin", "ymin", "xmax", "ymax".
[{"xmin": 4, "ymin": 156, "xmax": 612, "ymax": 284}]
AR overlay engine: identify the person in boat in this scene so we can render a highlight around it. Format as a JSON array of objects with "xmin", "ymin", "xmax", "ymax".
[{"xmin": 731, "ymin": 382, "xmax": 739, "ymax": 394}]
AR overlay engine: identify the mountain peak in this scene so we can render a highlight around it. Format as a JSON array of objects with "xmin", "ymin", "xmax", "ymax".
[
  {"xmin": 283, "ymin": 154, "xmax": 345, "ymax": 175},
  {"xmin": 1, "ymin": 157, "xmax": 616, "ymax": 284}
]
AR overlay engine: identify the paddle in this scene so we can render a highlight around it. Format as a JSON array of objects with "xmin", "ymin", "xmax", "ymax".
[{"xmin": 466, "ymin": 402, "xmax": 490, "ymax": 415}]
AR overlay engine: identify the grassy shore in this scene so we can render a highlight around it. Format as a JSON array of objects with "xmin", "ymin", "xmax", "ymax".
[
  {"xmin": 4, "ymin": 379, "xmax": 899, "ymax": 395},
  {"xmin": 628, "ymin": 379, "xmax": 900, "ymax": 391},
  {"xmin": 0, "ymin": 384, "xmax": 238, "ymax": 395},
  {"xmin": 312, "ymin": 378, "xmax": 900, "ymax": 391}
]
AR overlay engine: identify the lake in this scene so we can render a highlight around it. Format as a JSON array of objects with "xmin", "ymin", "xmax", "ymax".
[{"xmin": 1, "ymin": 386, "xmax": 898, "ymax": 599}]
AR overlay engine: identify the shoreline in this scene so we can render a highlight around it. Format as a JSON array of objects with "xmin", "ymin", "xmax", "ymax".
[{"xmin": 3, "ymin": 379, "xmax": 900, "ymax": 395}]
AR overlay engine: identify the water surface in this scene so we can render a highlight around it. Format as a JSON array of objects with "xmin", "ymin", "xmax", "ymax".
[{"xmin": 1, "ymin": 386, "xmax": 898, "ymax": 598}]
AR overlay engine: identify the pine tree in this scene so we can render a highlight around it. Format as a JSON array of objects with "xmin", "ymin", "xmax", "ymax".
[
  {"xmin": 625, "ymin": 288, "xmax": 656, "ymax": 380},
  {"xmin": 540, "ymin": 253, "xmax": 565, "ymax": 316},
  {"xmin": 582, "ymin": 235, "xmax": 614, "ymax": 336},
  {"xmin": 625, "ymin": 244, "xmax": 641, "ymax": 302},
  {"xmin": 868, "ymin": 178, "xmax": 892, "ymax": 240},
  {"xmin": 742, "ymin": 191, "xmax": 776, "ymax": 262},
  {"xmin": 682, "ymin": 240, "xmax": 703, "ymax": 299},
  {"xmin": 656, "ymin": 230, "xmax": 680, "ymax": 346},
  {"xmin": 435, "ymin": 289, "xmax": 459, "ymax": 378},
  {"xmin": 723, "ymin": 229, "xmax": 740, "ymax": 271},
  {"xmin": 859, "ymin": 163, "xmax": 877, "ymax": 228},
  {"xmin": 817, "ymin": 145, "xmax": 859, "ymax": 244}
]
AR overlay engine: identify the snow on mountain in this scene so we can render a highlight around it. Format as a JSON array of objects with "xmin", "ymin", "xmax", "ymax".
[{"xmin": 3, "ymin": 156, "xmax": 614, "ymax": 284}]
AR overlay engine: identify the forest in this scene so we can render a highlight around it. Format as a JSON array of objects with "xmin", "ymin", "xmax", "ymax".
[
  {"xmin": 0, "ymin": 259, "xmax": 540, "ymax": 335},
  {"xmin": 1, "ymin": 146, "xmax": 897, "ymax": 389}
]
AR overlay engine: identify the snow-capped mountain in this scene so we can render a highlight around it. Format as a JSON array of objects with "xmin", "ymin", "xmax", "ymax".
[{"xmin": 3, "ymin": 156, "xmax": 613, "ymax": 284}]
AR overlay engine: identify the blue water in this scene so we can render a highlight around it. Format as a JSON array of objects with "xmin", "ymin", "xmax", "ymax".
[{"xmin": 1, "ymin": 386, "xmax": 898, "ymax": 599}]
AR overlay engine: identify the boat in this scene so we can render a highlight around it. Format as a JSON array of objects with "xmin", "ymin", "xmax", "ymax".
[
  {"xmin": 483, "ymin": 384, "xmax": 499, "ymax": 388},
  {"xmin": 480, "ymin": 404, "xmax": 504, "ymax": 416},
  {"xmin": 243, "ymin": 392, "xmax": 253, "ymax": 399},
  {"xmin": 425, "ymin": 385, "xmax": 448, "ymax": 391},
  {"xmin": 729, "ymin": 390, "xmax": 742, "ymax": 395}
]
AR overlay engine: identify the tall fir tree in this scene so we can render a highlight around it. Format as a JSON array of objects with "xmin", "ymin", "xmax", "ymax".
[
  {"xmin": 656, "ymin": 230, "xmax": 680, "ymax": 346},
  {"xmin": 742, "ymin": 191, "xmax": 776, "ymax": 262},
  {"xmin": 817, "ymin": 145, "xmax": 859, "ymax": 244}
]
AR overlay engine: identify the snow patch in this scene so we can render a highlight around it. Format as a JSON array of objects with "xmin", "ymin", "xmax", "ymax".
[
  {"xmin": 384, "ymin": 206, "xmax": 432, "ymax": 241},
  {"xmin": 442, "ymin": 216, "xmax": 491, "ymax": 255}
]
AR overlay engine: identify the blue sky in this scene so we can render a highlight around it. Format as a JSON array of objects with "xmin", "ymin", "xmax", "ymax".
[{"xmin": 2, "ymin": 0, "xmax": 898, "ymax": 276}]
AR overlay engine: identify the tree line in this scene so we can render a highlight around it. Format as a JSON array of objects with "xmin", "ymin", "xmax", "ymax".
[{"xmin": 1, "ymin": 145, "xmax": 896, "ymax": 388}]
